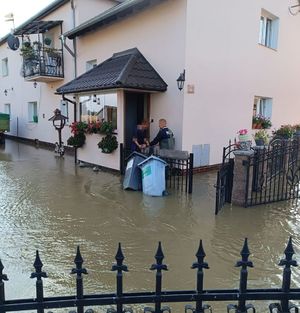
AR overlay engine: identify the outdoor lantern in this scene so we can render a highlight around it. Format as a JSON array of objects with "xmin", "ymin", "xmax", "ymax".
[
  {"xmin": 4, "ymin": 89, "xmax": 7, "ymax": 96},
  {"xmin": 176, "ymin": 70, "xmax": 185, "ymax": 91},
  {"xmin": 33, "ymin": 81, "xmax": 37, "ymax": 88},
  {"xmin": 48, "ymin": 108, "xmax": 68, "ymax": 156}
]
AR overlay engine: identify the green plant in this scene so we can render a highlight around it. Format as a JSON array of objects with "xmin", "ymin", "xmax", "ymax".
[
  {"xmin": 67, "ymin": 133, "xmax": 86, "ymax": 148},
  {"xmin": 97, "ymin": 134, "xmax": 118, "ymax": 153},
  {"xmin": 99, "ymin": 121, "xmax": 114, "ymax": 134},
  {"xmin": 20, "ymin": 43, "xmax": 35, "ymax": 59},
  {"xmin": 254, "ymin": 129, "xmax": 269, "ymax": 144},
  {"xmin": 272, "ymin": 124, "xmax": 295, "ymax": 139}
]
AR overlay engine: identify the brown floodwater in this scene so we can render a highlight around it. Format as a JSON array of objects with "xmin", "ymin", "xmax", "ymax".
[{"xmin": 0, "ymin": 139, "xmax": 299, "ymax": 312}]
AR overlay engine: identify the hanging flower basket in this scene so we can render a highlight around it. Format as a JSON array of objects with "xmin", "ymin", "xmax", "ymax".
[{"xmin": 97, "ymin": 134, "xmax": 118, "ymax": 153}]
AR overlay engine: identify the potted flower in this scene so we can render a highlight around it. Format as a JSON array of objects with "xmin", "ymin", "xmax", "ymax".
[
  {"xmin": 97, "ymin": 134, "xmax": 118, "ymax": 153},
  {"xmin": 67, "ymin": 132, "xmax": 86, "ymax": 148},
  {"xmin": 272, "ymin": 124, "xmax": 295, "ymax": 139},
  {"xmin": 254, "ymin": 129, "xmax": 268, "ymax": 146},
  {"xmin": 252, "ymin": 115, "xmax": 261, "ymax": 129},
  {"xmin": 261, "ymin": 117, "xmax": 272, "ymax": 129},
  {"xmin": 237, "ymin": 129, "xmax": 252, "ymax": 150}
]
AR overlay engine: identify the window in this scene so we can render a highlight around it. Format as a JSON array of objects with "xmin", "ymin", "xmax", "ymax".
[
  {"xmin": 2, "ymin": 58, "xmax": 8, "ymax": 76},
  {"xmin": 28, "ymin": 102, "xmax": 38, "ymax": 123},
  {"xmin": 252, "ymin": 96, "xmax": 272, "ymax": 128},
  {"xmin": 80, "ymin": 93, "xmax": 117, "ymax": 129},
  {"xmin": 86, "ymin": 59, "xmax": 97, "ymax": 71},
  {"xmin": 259, "ymin": 9, "xmax": 279, "ymax": 49},
  {"xmin": 60, "ymin": 100, "xmax": 68, "ymax": 120},
  {"xmin": 4, "ymin": 103, "xmax": 11, "ymax": 116}
]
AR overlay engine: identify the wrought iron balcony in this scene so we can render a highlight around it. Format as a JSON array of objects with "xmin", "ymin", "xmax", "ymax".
[{"xmin": 21, "ymin": 46, "xmax": 64, "ymax": 82}]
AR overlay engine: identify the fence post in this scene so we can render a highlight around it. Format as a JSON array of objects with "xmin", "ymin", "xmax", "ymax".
[
  {"xmin": 30, "ymin": 251, "xmax": 47, "ymax": 313},
  {"xmin": 231, "ymin": 151, "xmax": 254, "ymax": 207},
  {"xmin": 71, "ymin": 246, "xmax": 87, "ymax": 313},
  {"xmin": 188, "ymin": 153, "xmax": 194, "ymax": 194},
  {"xmin": 111, "ymin": 243, "xmax": 128, "ymax": 313},
  {"xmin": 0, "ymin": 259, "xmax": 8, "ymax": 310}
]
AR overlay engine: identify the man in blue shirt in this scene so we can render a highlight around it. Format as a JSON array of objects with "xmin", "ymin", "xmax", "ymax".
[{"xmin": 150, "ymin": 119, "xmax": 174, "ymax": 150}]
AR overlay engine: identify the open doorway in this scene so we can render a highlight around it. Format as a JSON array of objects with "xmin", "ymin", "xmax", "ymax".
[{"xmin": 124, "ymin": 92, "xmax": 150, "ymax": 150}]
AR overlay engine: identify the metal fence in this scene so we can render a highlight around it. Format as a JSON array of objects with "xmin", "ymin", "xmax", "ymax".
[
  {"xmin": 119, "ymin": 144, "xmax": 194, "ymax": 193},
  {"xmin": 244, "ymin": 139, "xmax": 300, "ymax": 207},
  {"xmin": 0, "ymin": 238, "xmax": 299, "ymax": 313}
]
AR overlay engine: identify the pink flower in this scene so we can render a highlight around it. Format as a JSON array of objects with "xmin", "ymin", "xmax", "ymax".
[{"xmin": 237, "ymin": 129, "xmax": 248, "ymax": 135}]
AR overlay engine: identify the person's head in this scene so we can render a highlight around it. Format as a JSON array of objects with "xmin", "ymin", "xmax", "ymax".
[
  {"xmin": 159, "ymin": 118, "xmax": 167, "ymax": 129},
  {"xmin": 141, "ymin": 120, "xmax": 149, "ymax": 130}
]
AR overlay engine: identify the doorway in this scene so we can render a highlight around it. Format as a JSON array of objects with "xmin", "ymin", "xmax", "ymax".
[{"xmin": 124, "ymin": 92, "xmax": 150, "ymax": 150}]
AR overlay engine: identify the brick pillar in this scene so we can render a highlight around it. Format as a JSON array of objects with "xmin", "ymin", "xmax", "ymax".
[{"xmin": 231, "ymin": 150, "xmax": 254, "ymax": 207}]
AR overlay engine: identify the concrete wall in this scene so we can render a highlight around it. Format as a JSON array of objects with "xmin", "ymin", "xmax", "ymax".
[{"xmin": 183, "ymin": 0, "xmax": 300, "ymax": 165}]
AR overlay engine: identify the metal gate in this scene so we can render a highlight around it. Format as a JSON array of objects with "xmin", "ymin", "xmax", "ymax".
[
  {"xmin": 215, "ymin": 142, "xmax": 236, "ymax": 214},
  {"xmin": 244, "ymin": 138, "xmax": 300, "ymax": 207}
]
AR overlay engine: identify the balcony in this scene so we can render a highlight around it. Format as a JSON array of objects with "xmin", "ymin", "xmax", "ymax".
[{"xmin": 22, "ymin": 46, "xmax": 64, "ymax": 82}]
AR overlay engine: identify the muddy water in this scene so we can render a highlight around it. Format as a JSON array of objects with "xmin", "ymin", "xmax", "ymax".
[{"xmin": 0, "ymin": 139, "xmax": 299, "ymax": 312}]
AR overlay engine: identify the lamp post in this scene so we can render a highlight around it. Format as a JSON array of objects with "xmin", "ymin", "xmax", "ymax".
[{"xmin": 48, "ymin": 108, "xmax": 68, "ymax": 156}]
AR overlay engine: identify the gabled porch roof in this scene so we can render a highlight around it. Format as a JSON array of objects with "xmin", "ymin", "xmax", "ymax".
[{"xmin": 56, "ymin": 48, "xmax": 168, "ymax": 94}]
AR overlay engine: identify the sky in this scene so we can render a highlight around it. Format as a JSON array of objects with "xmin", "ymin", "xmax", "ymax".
[{"xmin": 0, "ymin": 0, "xmax": 55, "ymax": 38}]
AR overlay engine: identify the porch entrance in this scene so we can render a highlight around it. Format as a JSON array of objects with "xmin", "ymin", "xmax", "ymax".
[{"xmin": 124, "ymin": 92, "xmax": 150, "ymax": 151}]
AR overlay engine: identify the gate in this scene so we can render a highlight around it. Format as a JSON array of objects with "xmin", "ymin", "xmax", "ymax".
[
  {"xmin": 244, "ymin": 138, "xmax": 300, "ymax": 207},
  {"xmin": 215, "ymin": 142, "xmax": 236, "ymax": 214}
]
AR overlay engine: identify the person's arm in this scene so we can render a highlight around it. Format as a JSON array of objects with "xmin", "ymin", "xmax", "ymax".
[{"xmin": 150, "ymin": 130, "xmax": 163, "ymax": 146}]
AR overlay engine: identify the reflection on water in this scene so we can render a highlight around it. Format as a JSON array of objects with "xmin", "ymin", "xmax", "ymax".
[{"xmin": 0, "ymin": 140, "xmax": 299, "ymax": 312}]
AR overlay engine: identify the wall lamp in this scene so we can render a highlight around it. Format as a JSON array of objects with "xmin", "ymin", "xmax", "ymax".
[
  {"xmin": 4, "ymin": 89, "xmax": 7, "ymax": 96},
  {"xmin": 33, "ymin": 81, "xmax": 37, "ymax": 88},
  {"xmin": 177, "ymin": 70, "xmax": 185, "ymax": 91}
]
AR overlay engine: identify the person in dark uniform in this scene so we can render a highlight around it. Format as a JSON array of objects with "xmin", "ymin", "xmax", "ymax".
[
  {"xmin": 131, "ymin": 120, "xmax": 149, "ymax": 152},
  {"xmin": 150, "ymin": 118, "xmax": 174, "ymax": 150}
]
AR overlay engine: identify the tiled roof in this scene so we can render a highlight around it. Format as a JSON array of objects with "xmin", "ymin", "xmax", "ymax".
[{"xmin": 56, "ymin": 48, "xmax": 168, "ymax": 94}]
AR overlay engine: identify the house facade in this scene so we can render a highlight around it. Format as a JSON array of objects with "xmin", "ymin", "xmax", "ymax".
[{"xmin": 1, "ymin": 0, "xmax": 300, "ymax": 170}]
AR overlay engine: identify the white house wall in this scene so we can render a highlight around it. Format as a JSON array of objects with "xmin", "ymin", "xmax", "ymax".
[
  {"xmin": 75, "ymin": 0, "xmax": 187, "ymax": 151},
  {"xmin": 183, "ymin": 0, "xmax": 300, "ymax": 165}
]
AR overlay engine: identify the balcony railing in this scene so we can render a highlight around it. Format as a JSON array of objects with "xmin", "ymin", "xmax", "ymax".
[{"xmin": 21, "ymin": 47, "xmax": 64, "ymax": 82}]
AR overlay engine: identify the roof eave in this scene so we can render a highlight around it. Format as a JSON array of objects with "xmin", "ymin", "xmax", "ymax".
[{"xmin": 65, "ymin": 0, "xmax": 166, "ymax": 40}]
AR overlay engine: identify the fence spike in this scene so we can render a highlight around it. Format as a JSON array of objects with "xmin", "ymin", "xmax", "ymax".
[
  {"xmin": 150, "ymin": 242, "xmax": 168, "ymax": 271},
  {"xmin": 30, "ymin": 250, "xmax": 48, "ymax": 279},
  {"xmin": 235, "ymin": 238, "xmax": 253, "ymax": 268},
  {"xmin": 279, "ymin": 237, "xmax": 298, "ymax": 267},
  {"xmin": 192, "ymin": 240, "xmax": 209, "ymax": 270},
  {"xmin": 112, "ymin": 243, "xmax": 128, "ymax": 272},
  {"xmin": 0, "ymin": 260, "xmax": 8, "ymax": 282},
  {"xmin": 71, "ymin": 246, "xmax": 88, "ymax": 275}
]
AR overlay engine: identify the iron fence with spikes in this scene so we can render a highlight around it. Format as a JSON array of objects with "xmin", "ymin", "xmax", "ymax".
[{"xmin": 0, "ymin": 238, "xmax": 299, "ymax": 313}]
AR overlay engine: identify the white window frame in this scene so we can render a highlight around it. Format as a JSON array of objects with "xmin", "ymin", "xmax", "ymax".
[
  {"xmin": 2, "ymin": 58, "xmax": 8, "ymax": 77},
  {"xmin": 259, "ymin": 9, "xmax": 279, "ymax": 50},
  {"xmin": 254, "ymin": 96, "xmax": 272, "ymax": 119},
  {"xmin": 86, "ymin": 59, "xmax": 97, "ymax": 72},
  {"xmin": 28, "ymin": 101, "xmax": 38, "ymax": 123},
  {"xmin": 4, "ymin": 103, "xmax": 11, "ymax": 116}
]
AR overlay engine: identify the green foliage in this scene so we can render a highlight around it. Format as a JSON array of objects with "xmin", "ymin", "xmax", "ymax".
[
  {"xmin": 99, "ymin": 121, "xmax": 114, "ymax": 135},
  {"xmin": 254, "ymin": 129, "xmax": 269, "ymax": 144},
  {"xmin": 272, "ymin": 125, "xmax": 295, "ymax": 139},
  {"xmin": 67, "ymin": 133, "xmax": 86, "ymax": 148},
  {"xmin": 97, "ymin": 134, "xmax": 118, "ymax": 153}
]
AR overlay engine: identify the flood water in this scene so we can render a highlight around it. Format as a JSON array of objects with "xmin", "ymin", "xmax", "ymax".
[{"xmin": 0, "ymin": 139, "xmax": 299, "ymax": 312}]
